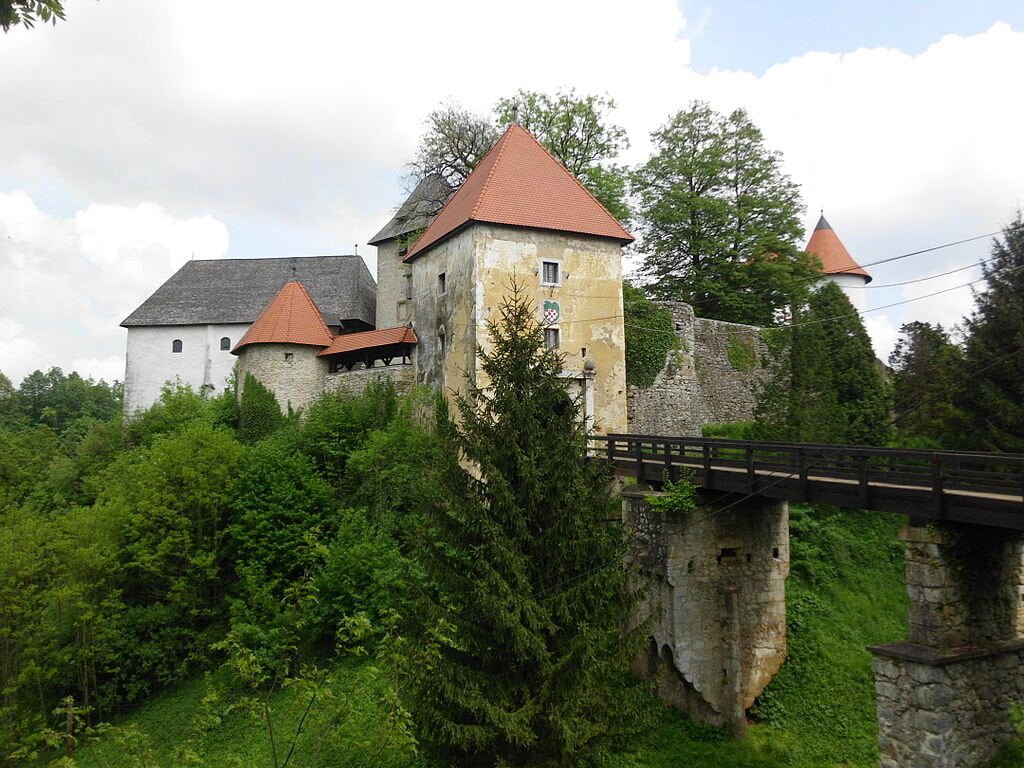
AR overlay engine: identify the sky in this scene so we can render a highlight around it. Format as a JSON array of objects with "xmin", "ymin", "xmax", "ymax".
[{"xmin": 1, "ymin": 0, "xmax": 1022, "ymax": 385}]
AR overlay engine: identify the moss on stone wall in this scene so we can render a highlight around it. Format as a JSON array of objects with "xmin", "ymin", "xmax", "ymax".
[
  {"xmin": 623, "ymin": 282, "xmax": 678, "ymax": 388},
  {"xmin": 726, "ymin": 330, "xmax": 757, "ymax": 372}
]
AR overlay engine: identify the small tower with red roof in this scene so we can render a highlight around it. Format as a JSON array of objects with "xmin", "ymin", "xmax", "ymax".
[
  {"xmin": 232, "ymin": 280, "xmax": 334, "ymax": 412},
  {"xmin": 804, "ymin": 213, "xmax": 871, "ymax": 311}
]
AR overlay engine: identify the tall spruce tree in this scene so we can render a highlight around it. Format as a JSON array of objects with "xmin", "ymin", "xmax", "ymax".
[
  {"xmin": 632, "ymin": 102, "xmax": 819, "ymax": 326},
  {"xmin": 889, "ymin": 321, "xmax": 964, "ymax": 447},
  {"xmin": 755, "ymin": 281, "xmax": 891, "ymax": 445},
  {"xmin": 406, "ymin": 286, "xmax": 646, "ymax": 767},
  {"xmin": 955, "ymin": 214, "xmax": 1024, "ymax": 451}
]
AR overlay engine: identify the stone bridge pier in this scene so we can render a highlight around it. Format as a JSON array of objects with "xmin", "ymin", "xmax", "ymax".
[
  {"xmin": 870, "ymin": 523, "xmax": 1024, "ymax": 768},
  {"xmin": 623, "ymin": 488, "xmax": 789, "ymax": 733}
]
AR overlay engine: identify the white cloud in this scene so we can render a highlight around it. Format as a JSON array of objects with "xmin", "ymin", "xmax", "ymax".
[
  {"xmin": 0, "ymin": 191, "xmax": 228, "ymax": 384},
  {"xmin": 0, "ymin": 1, "xmax": 1021, "ymax": 382}
]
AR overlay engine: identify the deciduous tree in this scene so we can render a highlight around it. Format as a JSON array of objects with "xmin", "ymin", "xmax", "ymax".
[{"xmin": 632, "ymin": 102, "xmax": 817, "ymax": 325}]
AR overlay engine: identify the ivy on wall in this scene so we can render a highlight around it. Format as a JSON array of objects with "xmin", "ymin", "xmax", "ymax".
[
  {"xmin": 725, "ymin": 330, "xmax": 757, "ymax": 372},
  {"xmin": 623, "ymin": 282, "xmax": 678, "ymax": 388}
]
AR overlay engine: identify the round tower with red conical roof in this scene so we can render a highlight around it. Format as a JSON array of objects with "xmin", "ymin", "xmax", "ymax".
[{"xmin": 804, "ymin": 213, "xmax": 871, "ymax": 312}]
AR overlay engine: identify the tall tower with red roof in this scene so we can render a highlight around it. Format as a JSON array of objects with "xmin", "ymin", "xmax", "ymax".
[
  {"xmin": 380, "ymin": 124, "xmax": 634, "ymax": 435},
  {"xmin": 804, "ymin": 214, "xmax": 871, "ymax": 311}
]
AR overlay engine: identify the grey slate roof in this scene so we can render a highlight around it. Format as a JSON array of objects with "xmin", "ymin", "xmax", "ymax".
[
  {"xmin": 368, "ymin": 174, "xmax": 452, "ymax": 245},
  {"xmin": 121, "ymin": 255, "xmax": 376, "ymax": 328}
]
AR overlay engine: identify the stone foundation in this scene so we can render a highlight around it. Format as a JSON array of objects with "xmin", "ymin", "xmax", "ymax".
[
  {"xmin": 625, "ymin": 489, "xmax": 789, "ymax": 730},
  {"xmin": 872, "ymin": 641, "xmax": 1024, "ymax": 768},
  {"xmin": 870, "ymin": 524, "xmax": 1024, "ymax": 767}
]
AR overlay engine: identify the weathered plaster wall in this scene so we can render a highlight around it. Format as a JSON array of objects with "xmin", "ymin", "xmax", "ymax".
[
  {"xmin": 870, "ymin": 524, "xmax": 1024, "ymax": 768},
  {"xmin": 236, "ymin": 343, "xmax": 328, "ymax": 413},
  {"xmin": 124, "ymin": 323, "xmax": 247, "ymax": 413},
  {"xmin": 625, "ymin": 489, "xmax": 789, "ymax": 727},
  {"xmin": 324, "ymin": 364, "xmax": 416, "ymax": 396},
  {"xmin": 375, "ymin": 239, "xmax": 412, "ymax": 330},
  {"xmin": 627, "ymin": 302, "xmax": 769, "ymax": 436},
  {"xmin": 408, "ymin": 227, "xmax": 478, "ymax": 398},
  {"xmin": 474, "ymin": 225, "xmax": 628, "ymax": 435}
]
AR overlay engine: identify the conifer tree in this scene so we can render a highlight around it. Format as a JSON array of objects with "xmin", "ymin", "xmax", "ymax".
[
  {"xmin": 406, "ymin": 285, "xmax": 646, "ymax": 767},
  {"xmin": 237, "ymin": 373, "xmax": 284, "ymax": 444},
  {"xmin": 955, "ymin": 214, "xmax": 1024, "ymax": 452},
  {"xmin": 755, "ymin": 282, "xmax": 890, "ymax": 445},
  {"xmin": 889, "ymin": 321, "xmax": 964, "ymax": 447}
]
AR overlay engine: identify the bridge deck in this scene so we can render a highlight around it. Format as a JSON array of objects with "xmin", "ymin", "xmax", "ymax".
[{"xmin": 592, "ymin": 434, "xmax": 1024, "ymax": 530}]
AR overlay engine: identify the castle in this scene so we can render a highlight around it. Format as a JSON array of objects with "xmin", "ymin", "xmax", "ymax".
[{"xmin": 122, "ymin": 125, "xmax": 869, "ymax": 434}]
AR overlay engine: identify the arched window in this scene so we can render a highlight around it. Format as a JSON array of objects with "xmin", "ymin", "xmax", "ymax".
[
  {"xmin": 172, "ymin": 339, "xmax": 183, "ymax": 353},
  {"xmin": 220, "ymin": 337, "xmax": 231, "ymax": 351}
]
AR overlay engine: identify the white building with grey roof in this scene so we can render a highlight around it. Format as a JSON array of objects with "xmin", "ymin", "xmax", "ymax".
[{"xmin": 120, "ymin": 254, "xmax": 375, "ymax": 413}]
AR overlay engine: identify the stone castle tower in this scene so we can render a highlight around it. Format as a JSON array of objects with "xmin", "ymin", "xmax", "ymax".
[{"xmin": 804, "ymin": 214, "xmax": 871, "ymax": 311}]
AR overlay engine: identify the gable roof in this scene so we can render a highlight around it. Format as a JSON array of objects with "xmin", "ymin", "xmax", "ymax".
[
  {"xmin": 232, "ymin": 281, "xmax": 334, "ymax": 353},
  {"xmin": 805, "ymin": 215, "xmax": 872, "ymax": 282},
  {"xmin": 318, "ymin": 325, "xmax": 418, "ymax": 356},
  {"xmin": 404, "ymin": 124, "xmax": 633, "ymax": 261},
  {"xmin": 368, "ymin": 174, "xmax": 452, "ymax": 245},
  {"xmin": 121, "ymin": 255, "xmax": 376, "ymax": 328}
]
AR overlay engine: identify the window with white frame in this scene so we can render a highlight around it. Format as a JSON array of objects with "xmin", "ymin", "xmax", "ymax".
[
  {"xmin": 541, "ymin": 260, "xmax": 561, "ymax": 286},
  {"xmin": 544, "ymin": 327, "xmax": 560, "ymax": 349}
]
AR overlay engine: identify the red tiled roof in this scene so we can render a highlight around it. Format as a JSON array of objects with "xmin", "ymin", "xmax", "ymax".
[
  {"xmin": 318, "ymin": 325, "xmax": 418, "ymax": 356},
  {"xmin": 405, "ymin": 124, "xmax": 634, "ymax": 261},
  {"xmin": 232, "ymin": 281, "xmax": 334, "ymax": 353},
  {"xmin": 805, "ymin": 215, "xmax": 872, "ymax": 282}
]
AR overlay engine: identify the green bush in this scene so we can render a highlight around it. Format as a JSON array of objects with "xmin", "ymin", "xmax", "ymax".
[{"xmin": 237, "ymin": 374, "xmax": 285, "ymax": 444}]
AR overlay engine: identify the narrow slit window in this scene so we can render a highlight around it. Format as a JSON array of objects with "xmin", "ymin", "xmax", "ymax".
[
  {"xmin": 220, "ymin": 337, "xmax": 231, "ymax": 350},
  {"xmin": 438, "ymin": 272, "xmax": 446, "ymax": 294},
  {"xmin": 404, "ymin": 273, "xmax": 413, "ymax": 300},
  {"xmin": 439, "ymin": 331, "xmax": 447, "ymax": 355},
  {"xmin": 172, "ymin": 339, "xmax": 183, "ymax": 353}
]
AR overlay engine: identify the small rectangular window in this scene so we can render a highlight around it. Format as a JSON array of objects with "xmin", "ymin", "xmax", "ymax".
[
  {"xmin": 544, "ymin": 327, "xmax": 560, "ymax": 349},
  {"xmin": 438, "ymin": 272, "xmax": 446, "ymax": 294},
  {"xmin": 541, "ymin": 260, "xmax": 560, "ymax": 285},
  {"xmin": 284, "ymin": 352, "xmax": 294, "ymax": 362},
  {"xmin": 404, "ymin": 273, "xmax": 413, "ymax": 300}
]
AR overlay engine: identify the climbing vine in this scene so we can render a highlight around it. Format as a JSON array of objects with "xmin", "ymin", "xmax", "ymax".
[
  {"xmin": 725, "ymin": 329, "xmax": 757, "ymax": 372},
  {"xmin": 623, "ymin": 281, "xmax": 678, "ymax": 387}
]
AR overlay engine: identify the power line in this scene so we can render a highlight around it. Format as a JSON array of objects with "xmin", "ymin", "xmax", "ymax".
[{"xmin": 840, "ymin": 258, "xmax": 988, "ymax": 289}]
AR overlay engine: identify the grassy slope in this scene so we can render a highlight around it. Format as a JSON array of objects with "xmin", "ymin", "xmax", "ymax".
[{"xmin": 62, "ymin": 506, "xmax": 909, "ymax": 768}]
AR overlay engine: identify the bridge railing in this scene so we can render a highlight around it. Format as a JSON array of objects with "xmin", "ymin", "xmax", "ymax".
[{"xmin": 589, "ymin": 433, "xmax": 1024, "ymax": 529}]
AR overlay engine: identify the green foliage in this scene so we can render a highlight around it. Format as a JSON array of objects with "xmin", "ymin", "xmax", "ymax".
[
  {"xmin": 646, "ymin": 477, "xmax": 698, "ymax": 518},
  {"xmin": 125, "ymin": 383, "xmax": 220, "ymax": 447},
  {"xmin": 889, "ymin": 321, "xmax": 964, "ymax": 447},
  {"xmin": 236, "ymin": 374, "xmax": 285, "ymax": 444},
  {"xmin": 227, "ymin": 438, "xmax": 335, "ymax": 613},
  {"xmin": 298, "ymin": 379, "xmax": 399, "ymax": 488},
  {"xmin": 755, "ymin": 282, "xmax": 891, "ymax": 446},
  {"xmin": 0, "ymin": 0, "xmax": 65, "ymax": 32},
  {"xmin": 954, "ymin": 213, "xmax": 1024, "ymax": 452},
  {"xmin": 405, "ymin": 284, "xmax": 648, "ymax": 766},
  {"xmin": 725, "ymin": 330, "xmax": 757, "ymax": 372},
  {"xmin": 7, "ymin": 367, "xmax": 121, "ymax": 434},
  {"xmin": 495, "ymin": 88, "xmax": 632, "ymax": 221},
  {"xmin": 623, "ymin": 282, "xmax": 679, "ymax": 387},
  {"xmin": 700, "ymin": 421, "xmax": 756, "ymax": 440},
  {"xmin": 632, "ymin": 101, "xmax": 818, "ymax": 326}
]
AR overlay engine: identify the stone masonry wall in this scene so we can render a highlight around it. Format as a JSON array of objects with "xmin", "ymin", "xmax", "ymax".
[
  {"xmin": 627, "ymin": 301, "xmax": 769, "ymax": 436},
  {"xmin": 873, "ymin": 645, "xmax": 1024, "ymax": 768},
  {"xmin": 324, "ymin": 364, "xmax": 416, "ymax": 397},
  {"xmin": 870, "ymin": 524, "xmax": 1024, "ymax": 768},
  {"xmin": 625, "ymin": 489, "xmax": 789, "ymax": 728},
  {"xmin": 237, "ymin": 343, "xmax": 328, "ymax": 413}
]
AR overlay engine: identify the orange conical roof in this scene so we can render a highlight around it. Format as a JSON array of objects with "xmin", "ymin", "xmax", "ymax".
[
  {"xmin": 405, "ymin": 124, "xmax": 633, "ymax": 261},
  {"xmin": 805, "ymin": 214, "xmax": 871, "ymax": 282},
  {"xmin": 232, "ymin": 280, "xmax": 334, "ymax": 353}
]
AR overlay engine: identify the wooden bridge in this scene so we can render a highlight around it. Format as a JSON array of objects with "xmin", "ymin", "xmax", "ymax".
[{"xmin": 591, "ymin": 434, "xmax": 1024, "ymax": 530}]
